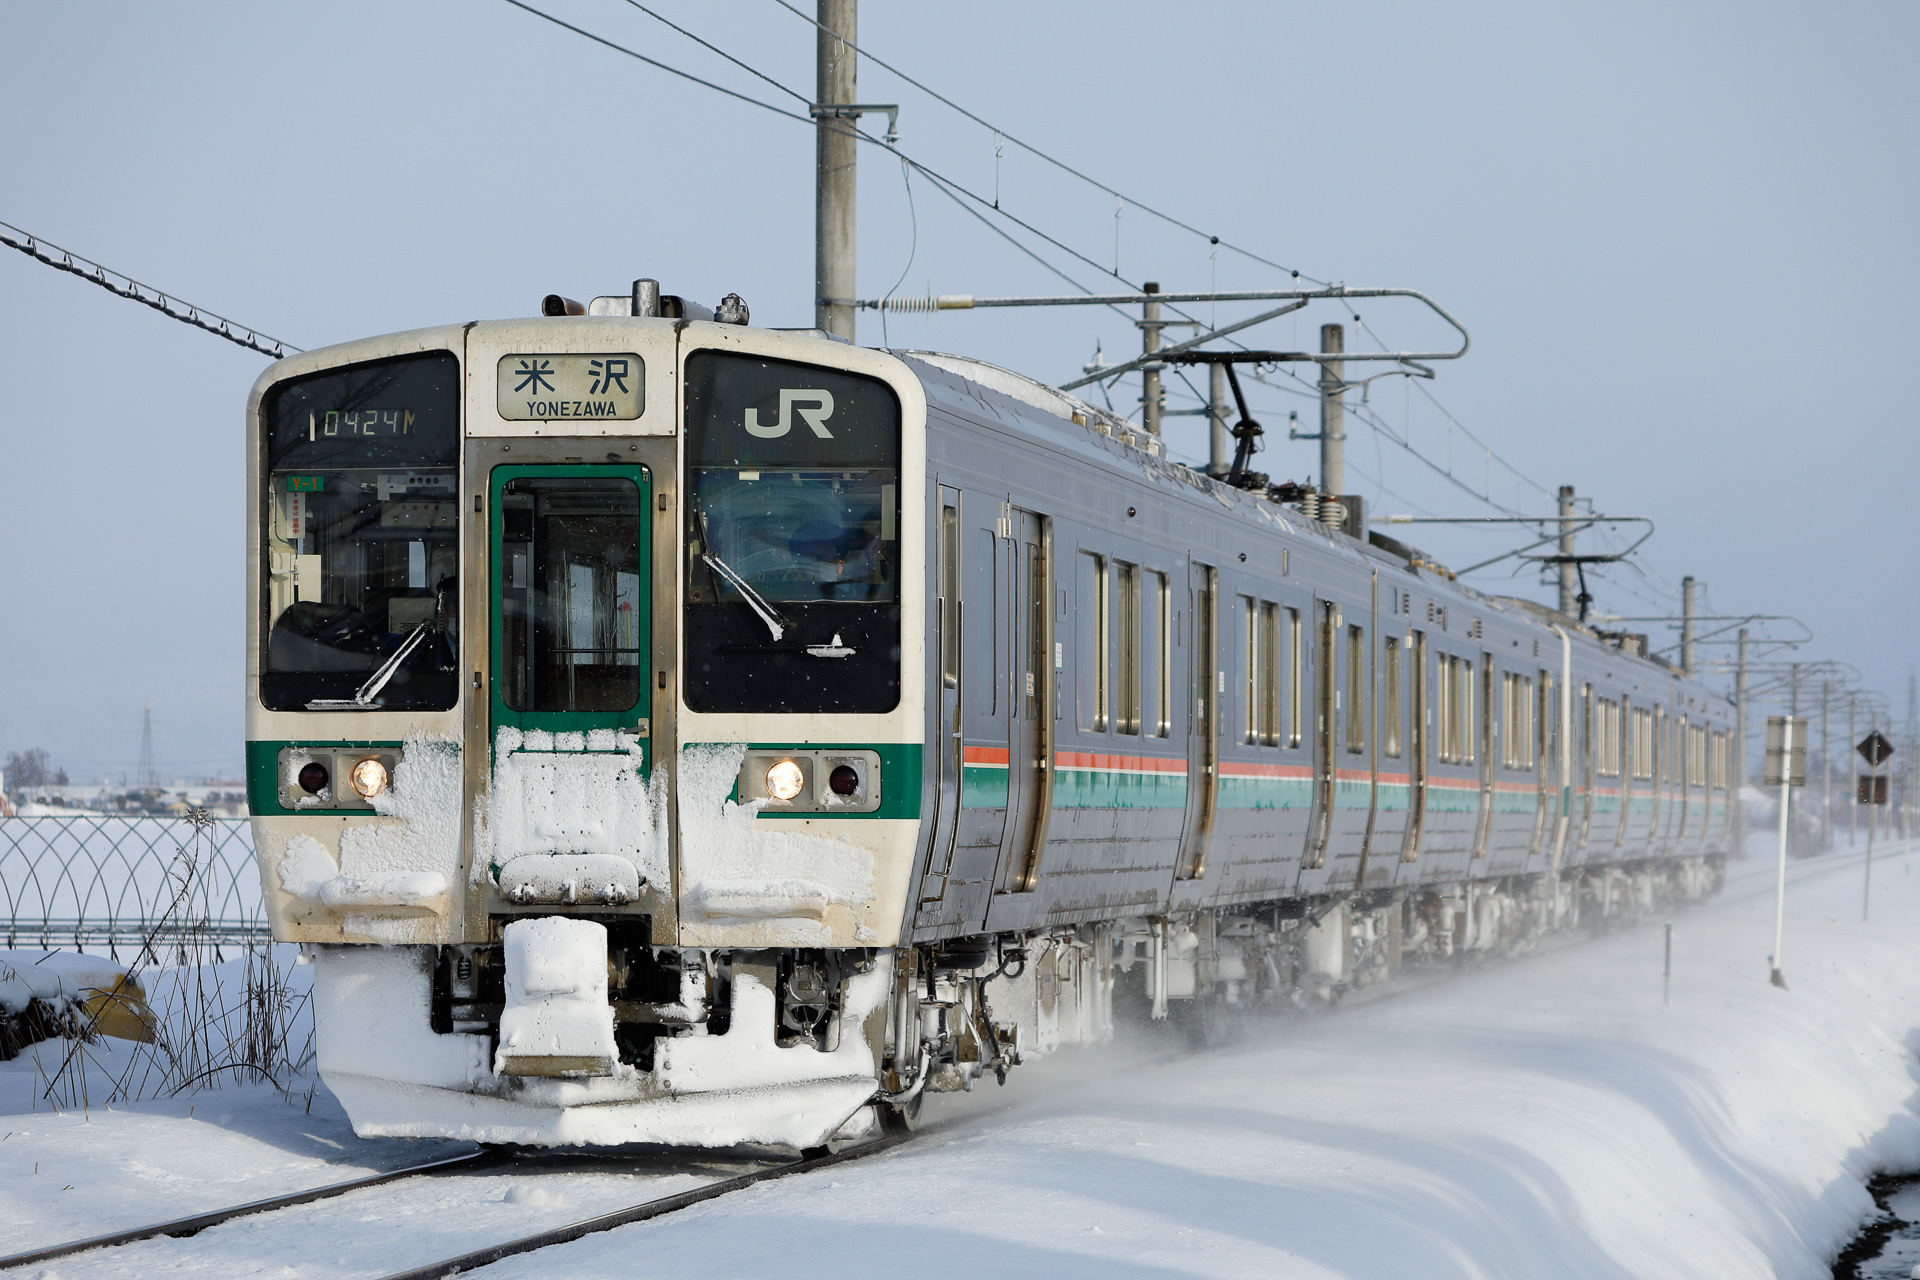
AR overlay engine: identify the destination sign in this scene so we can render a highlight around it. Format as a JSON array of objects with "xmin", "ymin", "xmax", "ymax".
[{"xmin": 496, "ymin": 353, "xmax": 644, "ymax": 421}]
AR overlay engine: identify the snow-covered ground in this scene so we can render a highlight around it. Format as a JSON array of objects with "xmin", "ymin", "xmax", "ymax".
[{"xmin": 5, "ymin": 843, "xmax": 1920, "ymax": 1278}]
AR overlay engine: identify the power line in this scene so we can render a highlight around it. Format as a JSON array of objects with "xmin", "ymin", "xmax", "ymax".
[
  {"xmin": 500, "ymin": 0, "xmax": 813, "ymax": 123},
  {"xmin": 761, "ymin": 0, "xmax": 1327, "ymax": 288},
  {"xmin": 0, "ymin": 219, "xmax": 299, "ymax": 358},
  {"xmin": 615, "ymin": 0, "xmax": 813, "ymax": 109},
  {"xmin": 513, "ymin": 2, "xmax": 1687, "ymax": 597}
]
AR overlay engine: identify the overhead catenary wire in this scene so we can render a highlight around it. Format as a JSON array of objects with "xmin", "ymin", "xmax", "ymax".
[
  {"xmin": 0, "ymin": 219, "xmax": 300, "ymax": 359},
  {"xmin": 510, "ymin": 1, "xmax": 1701, "ymax": 613},
  {"xmin": 761, "ymin": 0, "xmax": 1326, "ymax": 288},
  {"xmin": 509, "ymin": 0, "xmax": 1156, "ymax": 300}
]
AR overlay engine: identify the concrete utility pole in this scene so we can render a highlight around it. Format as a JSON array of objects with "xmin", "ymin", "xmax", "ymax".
[
  {"xmin": 1771, "ymin": 713, "xmax": 1795, "ymax": 989},
  {"xmin": 1735, "ymin": 627, "xmax": 1750, "ymax": 845},
  {"xmin": 1208, "ymin": 362, "xmax": 1230, "ymax": 478},
  {"xmin": 1820, "ymin": 681, "xmax": 1832, "ymax": 851},
  {"xmin": 1680, "ymin": 577, "xmax": 1698, "ymax": 674},
  {"xmin": 1848, "ymin": 693, "xmax": 1858, "ymax": 847},
  {"xmin": 1319, "ymin": 323, "xmax": 1346, "ymax": 496},
  {"xmin": 814, "ymin": 0, "xmax": 857, "ymax": 341},
  {"xmin": 1557, "ymin": 485, "xmax": 1578, "ymax": 617},
  {"xmin": 1903, "ymin": 670, "xmax": 1917, "ymax": 841},
  {"xmin": 1141, "ymin": 282, "xmax": 1163, "ymax": 437}
]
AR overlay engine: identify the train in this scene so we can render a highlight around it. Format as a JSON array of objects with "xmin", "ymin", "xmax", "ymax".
[{"xmin": 245, "ymin": 279, "xmax": 1733, "ymax": 1150}]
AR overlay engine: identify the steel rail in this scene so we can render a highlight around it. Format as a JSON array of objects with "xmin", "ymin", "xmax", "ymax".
[
  {"xmin": 376, "ymin": 1133, "xmax": 913, "ymax": 1280},
  {"xmin": 0, "ymin": 1149, "xmax": 494, "ymax": 1272}
]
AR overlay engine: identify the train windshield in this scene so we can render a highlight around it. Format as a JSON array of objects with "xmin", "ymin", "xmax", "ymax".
[
  {"xmin": 683, "ymin": 351, "xmax": 901, "ymax": 713},
  {"xmin": 259, "ymin": 352, "xmax": 462, "ymax": 711}
]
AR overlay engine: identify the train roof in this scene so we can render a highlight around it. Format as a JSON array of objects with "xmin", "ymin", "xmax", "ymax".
[{"xmin": 894, "ymin": 346, "xmax": 1712, "ymax": 698}]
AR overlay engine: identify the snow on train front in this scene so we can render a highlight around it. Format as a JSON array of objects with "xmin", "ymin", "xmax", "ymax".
[{"xmin": 245, "ymin": 301, "xmax": 932, "ymax": 1148}]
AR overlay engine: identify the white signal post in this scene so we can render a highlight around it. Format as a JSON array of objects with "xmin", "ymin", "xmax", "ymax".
[
  {"xmin": 1766, "ymin": 715, "xmax": 1805, "ymax": 989},
  {"xmin": 1858, "ymin": 727, "xmax": 1896, "ymax": 922}
]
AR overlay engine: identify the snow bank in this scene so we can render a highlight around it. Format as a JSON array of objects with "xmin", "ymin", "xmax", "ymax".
[
  {"xmin": 473, "ymin": 845, "xmax": 1920, "ymax": 1280},
  {"xmin": 0, "ymin": 951, "xmax": 134, "ymax": 1017},
  {"xmin": 676, "ymin": 744, "xmax": 877, "ymax": 947}
]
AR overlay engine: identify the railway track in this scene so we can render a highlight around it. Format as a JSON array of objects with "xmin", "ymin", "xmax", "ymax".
[
  {"xmin": 377, "ymin": 1134, "xmax": 912, "ymax": 1280},
  {"xmin": 0, "ymin": 1149, "xmax": 494, "ymax": 1272},
  {"xmin": 5, "ymin": 846, "xmax": 1898, "ymax": 1279},
  {"xmin": 0, "ymin": 1134, "xmax": 910, "ymax": 1279}
]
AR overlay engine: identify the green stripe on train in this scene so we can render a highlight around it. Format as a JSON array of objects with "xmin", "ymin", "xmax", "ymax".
[
  {"xmin": 724, "ymin": 743, "xmax": 923, "ymax": 820},
  {"xmin": 963, "ymin": 765, "xmax": 1010, "ymax": 808},
  {"xmin": 245, "ymin": 739, "xmax": 403, "ymax": 817}
]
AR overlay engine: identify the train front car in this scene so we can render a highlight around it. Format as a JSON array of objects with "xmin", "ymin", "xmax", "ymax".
[{"xmin": 246, "ymin": 313, "xmax": 928, "ymax": 1149}]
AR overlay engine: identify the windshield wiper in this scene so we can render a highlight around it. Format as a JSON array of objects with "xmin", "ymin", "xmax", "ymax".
[
  {"xmin": 307, "ymin": 621, "xmax": 431, "ymax": 710},
  {"xmin": 701, "ymin": 553, "xmax": 789, "ymax": 642}
]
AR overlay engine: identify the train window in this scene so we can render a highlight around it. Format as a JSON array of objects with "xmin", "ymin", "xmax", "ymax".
[
  {"xmin": 260, "ymin": 351, "xmax": 462, "ymax": 712},
  {"xmin": 1346, "ymin": 625, "xmax": 1365, "ymax": 754},
  {"xmin": 1436, "ymin": 655, "xmax": 1455, "ymax": 764},
  {"xmin": 1538, "ymin": 673, "xmax": 1553, "ymax": 773},
  {"xmin": 498, "ymin": 477, "xmax": 644, "ymax": 712},
  {"xmin": 1596, "ymin": 698, "xmax": 1620, "ymax": 778},
  {"xmin": 1077, "ymin": 551, "xmax": 1108, "ymax": 731},
  {"xmin": 1241, "ymin": 596, "xmax": 1260, "ymax": 745},
  {"xmin": 682, "ymin": 351, "xmax": 901, "ymax": 713},
  {"xmin": 1458, "ymin": 659, "xmax": 1475, "ymax": 764},
  {"xmin": 1146, "ymin": 570, "xmax": 1170, "ymax": 737},
  {"xmin": 940, "ymin": 505, "xmax": 960, "ymax": 690},
  {"xmin": 1116, "ymin": 562, "xmax": 1141, "ymax": 734},
  {"xmin": 1502, "ymin": 672, "xmax": 1534, "ymax": 770},
  {"xmin": 1382, "ymin": 635, "xmax": 1401, "ymax": 758},
  {"xmin": 1287, "ymin": 608, "xmax": 1303, "ymax": 747},
  {"xmin": 1631, "ymin": 708, "xmax": 1654, "ymax": 780},
  {"xmin": 974, "ymin": 529, "xmax": 997, "ymax": 717},
  {"xmin": 1260, "ymin": 603, "xmax": 1281, "ymax": 746}
]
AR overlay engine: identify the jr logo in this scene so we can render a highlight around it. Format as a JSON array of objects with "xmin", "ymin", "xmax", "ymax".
[{"xmin": 744, "ymin": 389, "xmax": 836, "ymax": 439}]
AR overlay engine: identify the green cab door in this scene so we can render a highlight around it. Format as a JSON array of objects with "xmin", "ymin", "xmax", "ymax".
[{"xmin": 489, "ymin": 464, "xmax": 653, "ymax": 766}]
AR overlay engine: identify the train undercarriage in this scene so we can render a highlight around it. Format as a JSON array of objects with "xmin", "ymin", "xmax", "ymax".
[{"xmin": 312, "ymin": 856, "xmax": 1723, "ymax": 1151}]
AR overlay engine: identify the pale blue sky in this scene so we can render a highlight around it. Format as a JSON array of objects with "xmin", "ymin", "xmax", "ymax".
[{"xmin": 3, "ymin": 0, "xmax": 1914, "ymax": 779}]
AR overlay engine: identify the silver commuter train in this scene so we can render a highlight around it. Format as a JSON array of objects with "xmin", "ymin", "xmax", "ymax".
[{"xmin": 245, "ymin": 282, "xmax": 1732, "ymax": 1149}]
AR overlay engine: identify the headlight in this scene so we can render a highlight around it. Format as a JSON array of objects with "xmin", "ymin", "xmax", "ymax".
[
  {"xmin": 349, "ymin": 758, "xmax": 389, "ymax": 799},
  {"xmin": 297, "ymin": 762, "xmax": 330, "ymax": 795},
  {"xmin": 765, "ymin": 759, "xmax": 805, "ymax": 801}
]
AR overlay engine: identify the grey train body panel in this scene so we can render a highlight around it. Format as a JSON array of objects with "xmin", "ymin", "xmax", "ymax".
[{"xmin": 896, "ymin": 350, "xmax": 1733, "ymax": 947}]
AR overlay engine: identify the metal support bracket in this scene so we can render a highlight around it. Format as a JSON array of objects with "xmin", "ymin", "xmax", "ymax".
[{"xmin": 811, "ymin": 102, "xmax": 900, "ymax": 144}]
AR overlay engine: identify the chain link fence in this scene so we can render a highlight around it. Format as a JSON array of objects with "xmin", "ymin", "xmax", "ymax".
[{"xmin": 0, "ymin": 814, "xmax": 266, "ymax": 959}]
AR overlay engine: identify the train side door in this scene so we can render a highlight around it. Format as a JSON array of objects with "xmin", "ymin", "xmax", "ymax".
[
  {"xmin": 915, "ymin": 488, "xmax": 965, "ymax": 911},
  {"xmin": 986, "ymin": 510, "xmax": 1053, "ymax": 923},
  {"xmin": 1472, "ymin": 653, "xmax": 1495, "ymax": 857},
  {"xmin": 917, "ymin": 493, "xmax": 1011, "ymax": 934},
  {"xmin": 1400, "ymin": 629, "xmax": 1428, "ymax": 860},
  {"xmin": 1176, "ymin": 563, "xmax": 1218, "ymax": 880},
  {"xmin": 1530, "ymin": 670, "xmax": 1553, "ymax": 856},
  {"xmin": 1306, "ymin": 599, "xmax": 1339, "ymax": 869},
  {"xmin": 1578, "ymin": 683, "xmax": 1595, "ymax": 852}
]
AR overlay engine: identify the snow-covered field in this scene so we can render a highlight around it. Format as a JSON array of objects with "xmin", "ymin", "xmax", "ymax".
[{"xmin": 5, "ymin": 843, "xmax": 1920, "ymax": 1278}]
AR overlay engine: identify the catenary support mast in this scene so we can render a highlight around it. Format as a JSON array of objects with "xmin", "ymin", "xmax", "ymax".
[
  {"xmin": 1558, "ymin": 486, "xmax": 1578, "ymax": 616},
  {"xmin": 814, "ymin": 0, "xmax": 857, "ymax": 341},
  {"xmin": 1141, "ymin": 282, "xmax": 1163, "ymax": 437},
  {"xmin": 1319, "ymin": 323, "xmax": 1345, "ymax": 495}
]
